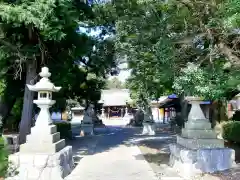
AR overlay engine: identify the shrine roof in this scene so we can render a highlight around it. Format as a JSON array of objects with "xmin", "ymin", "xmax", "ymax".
[{"xmin": 99, "ymin": 89, "xmax": 132, "ymax": 106}]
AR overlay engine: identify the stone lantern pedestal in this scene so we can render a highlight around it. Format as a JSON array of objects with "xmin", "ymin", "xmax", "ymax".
[
  {"xmin": 80, "ymin": 124, "xmax": 94, "ymax": 136},
  {"xmin": 169, "ymin": 96, "xmax": 235, "ymax": 178},
  {"xmin": 80, "ymin": 105, "xmax": 94, "ymax": 136},
  {"xmin": 7, "ymin": 67, "xmax": 74, "ymax": 180},
  {"xmin": 142, "ymin": 113, "xmax": 156, "ymax": 135},
  {"xmin": 123, "ymin": 107, "xmax": 133, "ymax": 123},
  {"xmin": 101, "ymin": 108, "xmax": 105, "ymax": 119}
]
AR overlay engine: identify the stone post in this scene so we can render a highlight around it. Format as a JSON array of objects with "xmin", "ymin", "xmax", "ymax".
[
  {"xmin": 81, "ymin": 104, "xmax": 94, "ymax": 136},
  {"xmin": 124, "ymin": 107, "xmax": 128, "ymax": 116},
  {"xmin": 142, "ymin": 109, "xmax": 155, "ymax": 136},
  {"xmin": 123, "ymin": 106, "xmax": 133, "ymax": 123},
  {"xmin": 8, "ymin": 67, "xmax": 74, "ymax": 180},
  {"xmin": 101, "ymin": 107, "xmax": 105, "ymax": 119}
]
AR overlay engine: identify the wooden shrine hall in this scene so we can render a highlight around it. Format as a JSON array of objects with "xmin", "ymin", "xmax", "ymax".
[{"xmin": 98, "ymin": 89, "xmax": 133, "ymax": 119}]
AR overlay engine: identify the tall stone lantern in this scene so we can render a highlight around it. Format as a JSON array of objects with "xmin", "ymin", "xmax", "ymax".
[
  {"xmin": 9, "ymin": 67, "xmax": 74, "ymax": 180},
  {"xmin": 169, "ymin": 96, "xmax": 235, "ymax": 178}
]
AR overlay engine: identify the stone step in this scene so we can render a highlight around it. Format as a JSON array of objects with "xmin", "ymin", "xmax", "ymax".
[
  {"xmin": 26, "ymin": 132, "xmax": 61, "ymax": 143},
  {"xmin": 184, "ymin": 120, "xmax": 212, "ymax": 130},
  {"xmin": 181, "ymin": 129, "xmax": 217, "ymax": 139},
  {"xmin": 31, "ymin": 125, "xmax": 57, "ymax": 134},
  {"xmin": 20, "ymin": 139, "xmax": 66, "ymax": 153},
  {"xmin": 177, "ymin": 135, "xmax": 224, "ymax": 150}
]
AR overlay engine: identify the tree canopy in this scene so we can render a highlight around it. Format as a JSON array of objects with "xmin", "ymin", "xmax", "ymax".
[
  {"xmin": 0, "ymin": 0, "xmax": 118, "ymax": 140},
  {"xmin": 94, "ymin": 0, "xmax": 240, "ymax": 107},
  {"xmin": 105, "ymin": 77, "xmax": 125, "ymax": 89}
]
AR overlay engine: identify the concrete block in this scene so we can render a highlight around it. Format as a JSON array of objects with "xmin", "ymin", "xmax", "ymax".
[
  {"xmin": 169, "ymin": 144, "xmax": 236, "ymax": 178},
  {"xmin": 20, "ymin": 139, "xmax": 65, "ymax": 154},
  {"xmin": 177, "ymin": 136, "xmax": 224, "ymax": 150},
  {"xmin": 181, "ymin": 129, "xmax": 217, "ymax": 139},
  {"xmin": 142, "ymin": 122, "xmax": 156, "ymax": 135},
  {"xmin": 80, "ymin": 124, "xmax": 94, "ymax": 135},
  {"xmin": 184, "ymin": 121, "xmax": 211, "ymax": 130}
]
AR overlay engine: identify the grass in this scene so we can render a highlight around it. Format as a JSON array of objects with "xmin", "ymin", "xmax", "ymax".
[{"xmin": 0, "ymin": 137, "xmax": 8, "ymax": 178}]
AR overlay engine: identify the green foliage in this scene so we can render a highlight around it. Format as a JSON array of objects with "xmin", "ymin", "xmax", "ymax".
[
  {"xmin": 222, "ymin": 0, "xmax": 240, "ymax": 29},
  {"xmin": 105, "ymin": 77, "xmax": 125, "ymax": 89},
  {"xmin": 54, "ymin": 122, "xmax": 72, "ymax": 140},
  {"xmin": 232, "ymin": 110, "xmax": 240, "ymax": 121},
  {"xmin": 99, "ymin": 0, "xmax": 240, "ymax": 103},
  {"xmin": 222, "ymin": 121, "xmax": 240, "ymax": 143},
  {"xmin": 0, "ymin": 0, "xmax": 118, "ymax": 128},
  {"xmin": 0, "ymin": 137, "xmax": 8, "ymax": 177},
  {"xmin": 173, "ymin": 63, "xmax": 228, "ymax": 100}
]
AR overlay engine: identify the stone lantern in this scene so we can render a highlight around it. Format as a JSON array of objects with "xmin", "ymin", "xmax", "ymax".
[
  {"xmin": 9, "ymin": 67, "xmax": 74, "ymax": 180},
  {"xmin": 169, "ymin": 96, "xmax": 235, "ymax": 178},
  {"xmin": 27, "ymin": 67, "xmax": 61, "ymax": 126}
]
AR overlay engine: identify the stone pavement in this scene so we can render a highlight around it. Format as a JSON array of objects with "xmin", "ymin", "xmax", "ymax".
[
  {"xmin": 65, "ymin": 124, "xmax": 159, "ymax": 180},
  {"xmin": 66, "ymin": 145, "xmax": 158, "ymax": 180},
  {"xmin": 66, "ymin": 122, "xmax": 240, "ymax": 180}
]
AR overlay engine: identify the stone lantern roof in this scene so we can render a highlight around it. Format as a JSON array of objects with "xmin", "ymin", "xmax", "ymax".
[{"xmin": 27, "ymin": 67, "xmax": 61, "ymax": 92}]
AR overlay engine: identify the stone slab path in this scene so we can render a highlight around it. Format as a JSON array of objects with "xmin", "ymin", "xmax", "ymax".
[
  {"xmin": 66, "ymin": 124, "xmax": 159, "ymax": 180},
  {"xmin": 68, "ymin": 122, "xmax": 234, "ymax": 180},
  {"xmin": 66, "ymin": 144, "xmax": 158, "ymax": 180}
]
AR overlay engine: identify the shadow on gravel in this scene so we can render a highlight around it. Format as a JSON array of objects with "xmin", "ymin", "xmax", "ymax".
[
  {"xmin": 132, "ymin": 126, "xmax": 175, "ymax": 166},
  {"xmin": 135, "ymin": 152, "xmax": 170, "ymax": 165}
]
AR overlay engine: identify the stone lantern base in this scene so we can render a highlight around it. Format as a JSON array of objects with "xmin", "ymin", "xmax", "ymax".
[
  {"xmin": 142, "ymin": 122, "xmax": 156, "ymax": 135},
  {"xmin": 8, "ymin": 146, "xmax": 74, "ymax": 180},
  {"xmin": 169, "ymin": 144, "xmax": 235, "ymax": 178},
  {"xmin": 169, "ymin": 97, "xmax": 236, "ymax": 178},
  {"xmin": 7, "ymin": 125, "xmax": 74, "ymax": 180},
  {"xmin": 80, "ymin": 123, "xmax": 94, "ymax": 136}
]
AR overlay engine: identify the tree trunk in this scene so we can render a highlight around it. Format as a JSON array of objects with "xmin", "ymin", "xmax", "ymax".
[
  {"xmin": 19, "ymin": 60, "xmax": 36, "ymax": 144},
  {"xmin": 0, "ymin": 98, "xmax": 16, "ymax": 135},
  {"xmin": 179, "ymin": 94, "xmax": 187, "ymax": 128},
  {"xmin": 0, "ymin": 70, "xmax": 25, "ymax": 135}
]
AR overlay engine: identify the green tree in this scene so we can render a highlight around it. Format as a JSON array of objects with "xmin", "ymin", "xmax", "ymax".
[
  {"xmin": 96, "ymin": 0, "xmax": 240, "ymax": 104},
  {"xmin": 106, "ymin": 77, "xmax": 125, "ymax": 89},
  {"xmin": 0, "ymin": 0, "xmax": 117, "ymax": 142}
]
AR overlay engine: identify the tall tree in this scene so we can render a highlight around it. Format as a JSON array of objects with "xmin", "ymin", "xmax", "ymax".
[{"xmin": 0, "ymin": 0, "xmax": 117, "ymax": 142}]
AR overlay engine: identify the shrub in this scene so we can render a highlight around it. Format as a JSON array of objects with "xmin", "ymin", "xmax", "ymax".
[
  {"xmin": 222, "ymin": 121, "xmax": 240, "ymax": 143},
  {"xmin": 0, "ymin": 137, "xmax": 8, "ymax": 177},
  {"xmin": 54, "ymin": 122, "xmax": 72, "ymax": 139},
  {"xmin": 232, "ymin": 110, "xmax": 240, "ymax": 121}
]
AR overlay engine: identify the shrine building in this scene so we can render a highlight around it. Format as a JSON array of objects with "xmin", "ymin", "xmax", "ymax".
[{"xmin": 98, "ymin": 89, "xmax": 132, "ymax": 119}]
